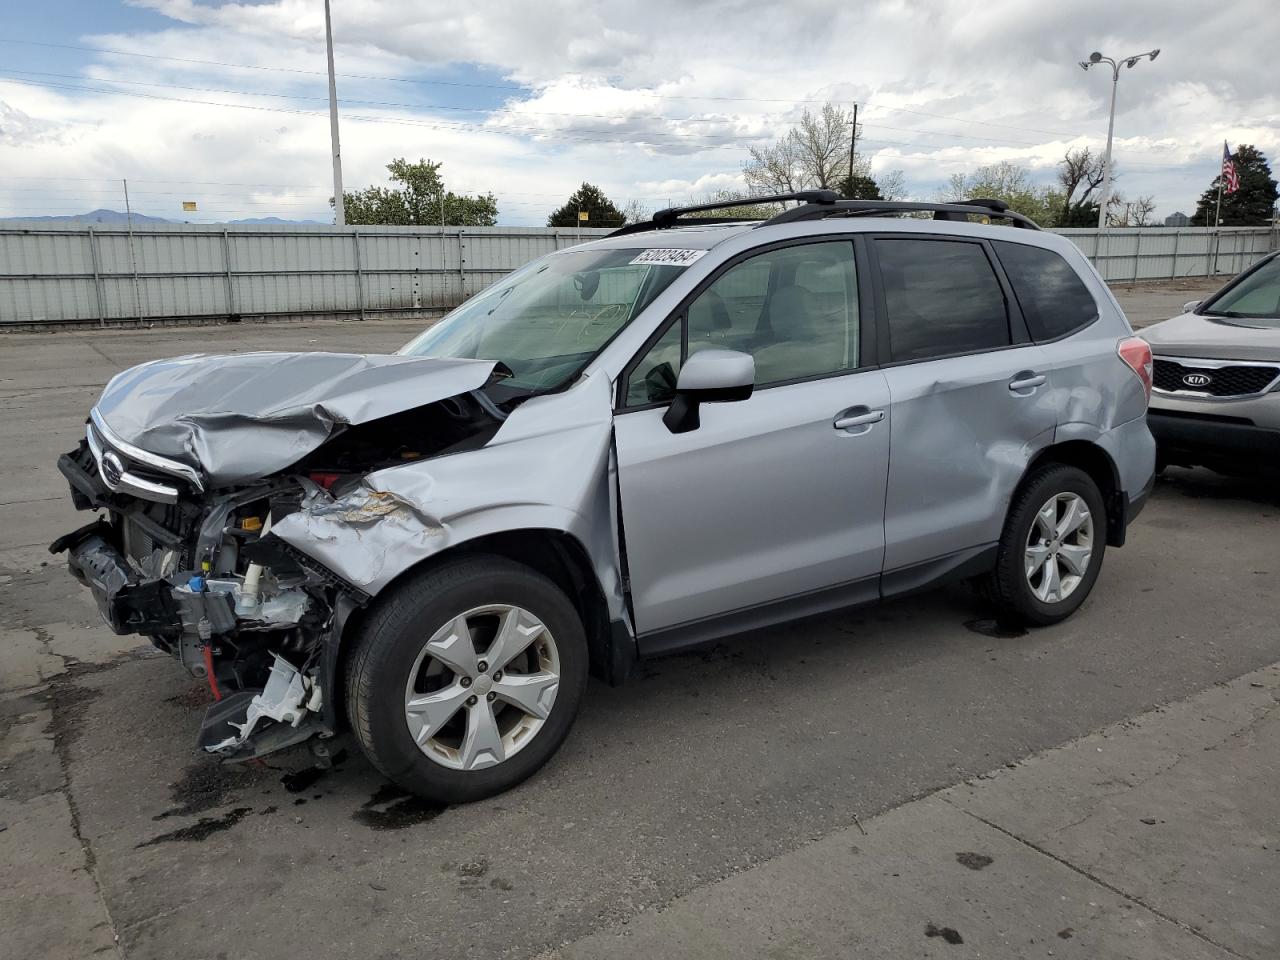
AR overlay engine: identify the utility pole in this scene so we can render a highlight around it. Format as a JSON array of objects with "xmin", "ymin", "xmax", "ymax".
[
  {"xmin": 122, "ymin": 178, "xmax": 143, "ymax": 320},
  {"xmin": 847, "ymin": 104, "xmax": 858, "ymax": 197},
  {"xmin": 324, "ymin": 0, "xmax": 346, "ymax": 226},
  {"xmin": 1078, "ymin": 48, "xmax": 1159, "ymax": 230}
]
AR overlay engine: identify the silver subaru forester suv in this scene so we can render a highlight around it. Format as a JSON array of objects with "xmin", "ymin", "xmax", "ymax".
[{"xmin": 52, "ymin": 192, "xmax": 1156, "ymax": 801}]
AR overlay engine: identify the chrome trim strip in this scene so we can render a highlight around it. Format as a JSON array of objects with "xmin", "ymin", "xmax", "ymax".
[
  {"xmin": 86, "ymin": 421, "xmax": 180, "ymax": 504},
  {"xmin": 89, "ymin": 407, "xmax": 205, "ymax": 492},
  {"xmin": 1151, "ymin": 355, "xmax": 1280, "ymax": 402}
]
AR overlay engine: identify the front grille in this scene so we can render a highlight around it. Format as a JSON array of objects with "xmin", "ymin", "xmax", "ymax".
[{"xmin": 1152, "ymin": 358, "xmax": 1279, "ymax": 398}]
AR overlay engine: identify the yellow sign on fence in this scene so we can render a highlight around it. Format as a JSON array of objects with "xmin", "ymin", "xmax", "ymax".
[{"xmin": 182, "ymin": 201, "xmax": 198, "ymax": 212}]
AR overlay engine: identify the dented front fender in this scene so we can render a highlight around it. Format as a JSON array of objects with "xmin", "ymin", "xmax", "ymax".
[{"xmin": 270, "ymin": 373, "xmax": 627, "ymax": 622}]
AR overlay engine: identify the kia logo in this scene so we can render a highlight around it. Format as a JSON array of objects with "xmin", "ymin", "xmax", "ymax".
[
  {"xmin": 100, "ymin": 451, "xmax": 125, "ymax": 486},
  {"xmin": 1182, "ymin": 372, "xmax": 1213, "ymax": 387}
]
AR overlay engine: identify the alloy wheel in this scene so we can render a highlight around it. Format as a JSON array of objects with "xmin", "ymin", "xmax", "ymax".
[
  {"xmin": 403, "ymin": 604, "xmax": 560, "ymax": 771},
  {"xmin": 1024, "ymin": 492, "xmax": 1094, "ymax": 604}
]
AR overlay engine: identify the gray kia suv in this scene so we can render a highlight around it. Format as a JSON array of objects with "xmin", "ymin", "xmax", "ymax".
[
  {"xmin": 1142, "ymin": 251, "xmax": 1280, "ymax": 473},
  {"xmin": 52, "ymin": 192, "xmax": 1156, "ymax": 801}
]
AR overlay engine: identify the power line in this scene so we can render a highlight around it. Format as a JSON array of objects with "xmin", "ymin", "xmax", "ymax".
[
  {"xmin": 3, "ymin": 69, "xmax": 1068, "ymax": 147},
  {"xmin": 0, "ymin": 36, "xmax": 1092, "ymax": 138},
  {"xmin": 862, "ymin": 103, "xmax": 1078, "ymax": 139},
  {"xmin": 0, "ymin": 76, "xmax": 755, "ymax": 148},
  {"xmin": 2, "ymin": 75, "xmax": 1101, "ymax": 156}
]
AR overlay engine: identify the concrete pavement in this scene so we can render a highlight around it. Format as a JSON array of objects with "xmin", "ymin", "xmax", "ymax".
[{"xmin": 549, "ymin": 665, "xmax": 1278, "ymax": 959}]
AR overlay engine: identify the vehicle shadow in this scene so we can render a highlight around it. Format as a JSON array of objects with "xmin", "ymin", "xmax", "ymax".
[{"xmin": 1156, "ymin": 466, "xmax": 1280, "ymax": 508}]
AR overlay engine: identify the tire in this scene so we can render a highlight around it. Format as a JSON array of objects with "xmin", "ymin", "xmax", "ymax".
[
  {"xmin": 981, "ymin": 464, "xmax": 1107, "ymax": 627},
  {"xmin": 344, "ymin": 555, "xmax": 588, "ymax": 804}
]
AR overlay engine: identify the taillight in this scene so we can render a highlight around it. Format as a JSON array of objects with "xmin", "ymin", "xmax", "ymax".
[
  {"xmin": 1118, "ymin": 336, "xmax": 1153, "ymax": 403},
  {"xmin": 308, "ymin": 471, "xmax": 341, "ymax": 490}
]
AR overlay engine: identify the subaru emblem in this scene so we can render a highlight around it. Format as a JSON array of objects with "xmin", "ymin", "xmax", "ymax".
[
  {"xmin": 101, "ymin": 450, "xmax": 125, "ymax": 486},
  {"xmin": 1182, "ymin": 372, "xmax": 1212, "ymax": 387}
]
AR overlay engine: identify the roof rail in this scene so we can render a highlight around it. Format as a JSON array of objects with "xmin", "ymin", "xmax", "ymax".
[
  {"xmin": 761, "ymin": 198, "xmax": 1041, "ymax": 230},
  {"xmin": 607, "ymin": 190, "xmax": 839, "ymax": 237}
]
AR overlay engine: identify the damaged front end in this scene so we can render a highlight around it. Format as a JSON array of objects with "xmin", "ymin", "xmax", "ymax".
[
  {"xmin": 52, "ymin": 351, "xmax": 505, "ymax": 762},
  {"xmin": 53, "ymin": 436, "xmax": 350, "ymax": 760}
]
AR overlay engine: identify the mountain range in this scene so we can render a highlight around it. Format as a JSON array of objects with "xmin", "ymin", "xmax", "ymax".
[{"xmin": 0, "ymin": 209, "xmax": 325, "ymax": 225}]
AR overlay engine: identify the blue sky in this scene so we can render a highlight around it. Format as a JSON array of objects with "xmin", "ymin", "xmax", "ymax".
[{"xmin": 1, "ymin": 1, "xmax": 1276, "ymax": 225}]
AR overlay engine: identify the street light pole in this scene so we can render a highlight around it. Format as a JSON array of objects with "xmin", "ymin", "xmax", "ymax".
[
  {"xmin": 1078, "ymin": 48, "xmax": 1159, "ymax": 230},
  {"xmin": 847, "ymin": 103, "xmax": 858, "ymax": 196},
  {"xmin": 324, "ymin": 0, "xmax": 346, "ymax": 226}
]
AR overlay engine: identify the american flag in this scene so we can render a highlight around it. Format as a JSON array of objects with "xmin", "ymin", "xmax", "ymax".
[{"xmin": 1222, "ymin": 142, "xmax": 1240, "ymax": 194}]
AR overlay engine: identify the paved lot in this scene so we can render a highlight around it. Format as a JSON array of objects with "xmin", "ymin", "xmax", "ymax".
[{"xmin": 2, "ymin": 276, "xmax": 1276, "ymax": 960}]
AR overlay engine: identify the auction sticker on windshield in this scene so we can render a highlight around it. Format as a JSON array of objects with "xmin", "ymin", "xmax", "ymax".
[{"xmin": 629, "ymin": 248, "xmax": 708, "ymax": 267}]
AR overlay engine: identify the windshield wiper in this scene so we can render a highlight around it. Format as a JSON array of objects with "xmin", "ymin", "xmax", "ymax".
[{"xmin": 487, "ymin": 361, "xmax": 515, "ymax": 382}]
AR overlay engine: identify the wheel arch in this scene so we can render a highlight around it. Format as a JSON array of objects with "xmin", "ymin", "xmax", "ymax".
[
  {"xmin": 1022, "ymin": 439, "xmax": 1126, "ymax": 546},
  {"xmin": 329, "ymin": 528, "xmax": 632, "ymax": 730}
]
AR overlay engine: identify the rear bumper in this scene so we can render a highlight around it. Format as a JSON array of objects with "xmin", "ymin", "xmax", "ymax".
[{"xmin": 1148, "ymin": 410, "xmax": 1280, "ymax": 465}]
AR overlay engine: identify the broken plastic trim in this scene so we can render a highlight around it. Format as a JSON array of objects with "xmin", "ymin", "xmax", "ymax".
[{"xmin": 203, "ymin": 654, "xmax": 320, "ymax": 755}]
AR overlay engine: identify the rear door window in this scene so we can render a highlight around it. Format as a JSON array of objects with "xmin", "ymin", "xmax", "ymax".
[
  {"xmin": 994, "ymin": 241, "xmax": 1099, "ymax": 340},
  {"xmin": 873, "ymin": 238, "xmax": 1011, "ymax": 363}
]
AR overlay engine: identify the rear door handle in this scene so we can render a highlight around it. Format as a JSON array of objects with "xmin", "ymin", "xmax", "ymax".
[
  {"xmin": 1009, "ymin": 372, "xmax": 1046, "ymax": 392},
  {"xmin": 834, "ymin": 408, "xmax": 885, "ymax": 430}
]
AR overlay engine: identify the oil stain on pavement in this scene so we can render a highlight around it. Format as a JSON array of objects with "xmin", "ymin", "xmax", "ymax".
[
  {"xmin": 353, "ymin": 782, "xmax": 447, "ymax": 830},
  {"xmin": 137, "ymin": 807, "xmax": 252, "ymax": 847}
]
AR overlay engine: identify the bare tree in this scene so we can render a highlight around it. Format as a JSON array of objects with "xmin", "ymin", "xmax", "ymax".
[
  {"xmin": 791, "ymin": 104, "xmax": 854, "ymax": 189},
  {"xmin": 620, "ymin": 199, "xmax": 650, "ymax": 225},
  {"xmin": 744, "ymin": 129, "xmax": 807, "ymax": 194},
  {"xmin": 1057, "ymin": 147, "xmax": 1106, "ymax": 225},
  {"xmin": 745, "ymin": 103, "xmax": 906, "ymax": 200},
  {"xmin": 1104, "ymin": 191, "xmax": 1130, "ymax": 227},
  {"xmin": 695, "ymin": 190, "xmax": 785, "ymax": 220},
  {"xmin": 1131, "ymin": 194, "xmax": 1156, "ymax": 227},
  {"xmin": 876, "ymin": 169, "xmax": 907, "ymax": 201}
]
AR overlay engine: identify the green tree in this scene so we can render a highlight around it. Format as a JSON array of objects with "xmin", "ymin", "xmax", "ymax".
[
  {"xmin": 339, "ymin": 158, "xmax": 498, "ymax": 226},
  {"xmin": 835, "ymin": 172, "xmax": 883, "ymax": 200},
  {"xmin": 1193, "ymin": 145, "xmax": 1278, "ymax": 226},
  {"xmin": 547, "ymin": 183, "xmax": 626, "ymax": 227},
  {"xmin": 939, "ymin": 161, "xmax": 1061, "ymax": 225}
]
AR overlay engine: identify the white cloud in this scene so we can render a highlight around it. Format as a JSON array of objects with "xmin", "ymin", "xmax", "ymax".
[{"xmin": 0, "ymin": 0, "xmax": 1277, "ymax": 223}]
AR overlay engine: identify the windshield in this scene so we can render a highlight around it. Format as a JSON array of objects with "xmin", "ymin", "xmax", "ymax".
[
  {"xmin": 399, "ymin": 248, "xmax": 688, "ymax": 391},
  {"xmin": 1203, "ymin": 256, "xmax": 1280, "ymax": 325}
]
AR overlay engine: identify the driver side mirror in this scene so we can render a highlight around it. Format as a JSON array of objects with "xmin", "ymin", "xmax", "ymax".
[
  {"xmin": 662, "ymin": 349, "xmax": 755, "ymax": 434},
  {"xmin": 1183, "ymin": 300, "xmax": 1202, "ymax": 314}
]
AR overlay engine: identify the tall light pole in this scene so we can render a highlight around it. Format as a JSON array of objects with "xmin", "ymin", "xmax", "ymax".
[
  {"xmin": 847, "ymin": 103, "xmax": 858, "ymax": 196},
  {"xmin": 324, "ymin": 0, "xmax": 346, "ymax": 226},
  {"xmin": 1078, "ymin": 48, "xmax": 1159, "ymax": 229}
]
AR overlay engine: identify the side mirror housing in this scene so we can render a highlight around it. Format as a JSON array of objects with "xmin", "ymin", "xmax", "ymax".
[
  {"xmin": 662, "ymin": 349, "xmax": 755, "ymax": 434},
  {"xmin": 1183, "ymin": 300, "xmax": 1202, "ymax": 314}
]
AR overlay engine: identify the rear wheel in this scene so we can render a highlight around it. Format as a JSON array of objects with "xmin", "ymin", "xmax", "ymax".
[
  {"xmin": 345, "ymin": 555, "xmax": 588, "ymax": 803},
  {"xmin": 982, "ymin": 464, "xmax": 1106, "ymax": 627}
]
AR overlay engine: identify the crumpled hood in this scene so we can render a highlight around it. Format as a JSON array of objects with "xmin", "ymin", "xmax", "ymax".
[
  {"xmin": 94, "ymin": 351, "xmax": 497, "ymax": 486},
  {"xmin": 1141, "ymin": 312, "xmax": 1280, "ymax": 362}
]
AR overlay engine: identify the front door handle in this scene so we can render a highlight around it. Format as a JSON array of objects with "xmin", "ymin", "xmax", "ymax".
[
  {"xmin": 1008, "ymin": 372, "xmax": 1046, "ymax": 392},
  {"xmin": 834, "ymin": 408, "xmax": 885, "ymax": 430}
]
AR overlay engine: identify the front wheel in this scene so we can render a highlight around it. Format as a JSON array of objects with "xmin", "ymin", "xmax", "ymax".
[
  {"xmin": 982, "ymin": 464, "xmax": 1107, "ymax": 627},
  {"xmin": 345, "ymin": 556, "xmax": 588, "ymax": 803}
]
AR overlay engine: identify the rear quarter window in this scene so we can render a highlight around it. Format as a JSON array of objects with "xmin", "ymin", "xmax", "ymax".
[{"xmin": 994, "ymin": 241, "xmax": 1099, "ymax": 341}]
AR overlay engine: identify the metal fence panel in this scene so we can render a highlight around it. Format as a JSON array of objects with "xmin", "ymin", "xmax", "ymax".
[
  {"xmin": 1054, "ymin": 226, "xmax": 1276, "ymax": 282},
  {"xmin": 1, "ymin": 221, "xmax": 1275, "ymax": 326}
]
